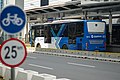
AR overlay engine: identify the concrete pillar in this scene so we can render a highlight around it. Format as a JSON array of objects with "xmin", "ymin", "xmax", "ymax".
[
  {"xmin": 60, "ymin": 13, "xmax": 65, "ymax": 19},
  {"xmin": 25, "ymin": 16, "xmax": 30, "ymax": 43},
  {"xmin": 43, "ymin": 15, "xmax": 48, "ymax": 22},
  {"xmin": 15, "ymin": 0, "xmax": 24, "ymax": 9},
  {"xmin": 41, "ymin": 14, "xmax": 44, "ymax": 23},
  {"xmin": 83, "ymin": 11, "xmax": 87, "ymax": 20},
  {"xmin": 109, "ymin": 12, "xmax": 112, "ymax": 45}
]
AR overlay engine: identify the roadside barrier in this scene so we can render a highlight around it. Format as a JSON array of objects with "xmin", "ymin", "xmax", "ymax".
[
  {"xmin": 31, "ymin": 74, "xmax": 44, "ymax": 80},
  {"xmin": 0, "ymin": 63, "xmax": 70, "ymax": 80},
  {"xmin": 31, "ymin": 73, "xmax": 56, "ymax": 80},
  {"xmin": 0, "ymin": 63, "xmax": 3, "ymax": 76},
  {"xmin": 27, "ymin": 47, "xmax": 35, "ymax": 52},
  {"xmin": 15, "ymin": 67, "xmax": 24, "ymax": 79},
  {"xmin": 15, "ymin": 70, "xmax": 28, "ymax": 80},
  {"xmin": 26, "ymin": 70, "xmax": 38, "ymax": 80},
  {"xmin": 4, "ymin": 67, "xmax": 11, "ymax": 80}
]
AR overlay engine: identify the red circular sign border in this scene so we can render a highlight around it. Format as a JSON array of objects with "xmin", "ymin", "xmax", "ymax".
[{"xmin": 0, "ymin": 38, "xmax": 27, "ymax": 68}]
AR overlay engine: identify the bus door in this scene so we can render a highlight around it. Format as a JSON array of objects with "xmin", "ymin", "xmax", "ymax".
[
  {"xmin": 29, "ymin": 27, "xmax": 35, "ymax": 47},
  {"xmin": 68, "ymin": 23, "xmax": 77, "ymax": 49}
]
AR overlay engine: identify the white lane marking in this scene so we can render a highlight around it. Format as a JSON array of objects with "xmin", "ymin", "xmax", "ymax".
[
  {"xmin": 29, "ymin": 64, "xmax": 53, "ymax": 70},
  {"xmin": 67, "ymin": 62, "xmax": 96, "ymax": 68},
  {"xmin": 27, "ymin": 56, "xmax": 36, "ymax": 59}
]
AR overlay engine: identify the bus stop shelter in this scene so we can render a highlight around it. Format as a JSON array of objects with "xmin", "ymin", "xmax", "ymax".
[{"xmin": 25, "ymin": 1, "xmax": 120, "ymax": 45}]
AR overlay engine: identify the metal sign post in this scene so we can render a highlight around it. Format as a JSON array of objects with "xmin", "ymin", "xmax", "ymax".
[
  {"xmin": 11, "ymin": 68, "xmax": 15, "ymax": 80},
  {"xmin": 9, "ymin": 35, "xmax": 15, "ymax": 80},
  {"xmin": 0, "ymin": 5, "xmax": 27, "ymax": 80}
]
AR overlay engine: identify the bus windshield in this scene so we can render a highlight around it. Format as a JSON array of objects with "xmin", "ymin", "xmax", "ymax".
[{"xmin": 87, "ymin": 22, "xmax": 105, "ymax": 34}]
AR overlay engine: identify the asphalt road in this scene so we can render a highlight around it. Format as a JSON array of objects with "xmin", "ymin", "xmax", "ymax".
[{"xmin": 20, "ymin": 52, "xmax": 120, "ymax": 80}]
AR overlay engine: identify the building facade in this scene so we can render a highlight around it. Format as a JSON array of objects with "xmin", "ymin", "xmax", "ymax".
[{"xmin": 24, "ymin": 0, "xmax": 49, "ymax": 10}]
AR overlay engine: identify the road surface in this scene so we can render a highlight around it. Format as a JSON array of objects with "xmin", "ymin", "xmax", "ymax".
[{"xmin": 20, "ymin": 52, "xmax": 120, "ymax": 80}]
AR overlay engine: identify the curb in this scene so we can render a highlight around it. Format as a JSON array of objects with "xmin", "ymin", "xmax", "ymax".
[
  {"xmin": 33, "ymin": 51, "xmax": 120, "ymax": 63},
  {"xmin": 26, "ymin": 47, "xmax": 120, "ymax": 63}
]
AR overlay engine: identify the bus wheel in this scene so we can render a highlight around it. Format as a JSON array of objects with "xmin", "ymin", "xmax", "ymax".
[
  {"xmin": 62, "ymin": 45, "xmax": 68, "ymax": 49},
  {"xmin": 37, "ymin": 44, "xmax": 41, "ymax": 48}
]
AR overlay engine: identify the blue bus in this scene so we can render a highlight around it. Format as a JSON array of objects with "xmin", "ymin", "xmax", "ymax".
[{"xmin": 29, "ymin": 19, "xmax": 106, "ymax": 51}]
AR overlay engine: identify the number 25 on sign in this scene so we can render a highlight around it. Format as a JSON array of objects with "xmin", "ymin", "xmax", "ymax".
[{"xmin": 0, "ymin": 38, "xmax": 27, "ymax": 68}]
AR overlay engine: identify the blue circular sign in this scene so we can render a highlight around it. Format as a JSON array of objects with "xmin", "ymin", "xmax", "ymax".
[{"xmin": 0, "ymin": 5, "xmax": 26, "ymax": 34}]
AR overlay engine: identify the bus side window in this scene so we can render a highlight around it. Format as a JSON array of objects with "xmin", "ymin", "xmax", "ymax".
[
  {"xmin": 68, "ymin": 23, "xmax": 76, "ymax": 44},
  {"xmin": 35, "ymin": 25, "xmax": 44, "ymax": 37},
  {"xmin": 52, "ymin": 24, "xmax": 61, "ymax": 36},
  {"xmin": 41, "ymin": 30, "xmax": 44, "ymax": 37},
  {"xmin": 44, "ymin": 25, "xmax": 51, "ymax": 43},
  {"xmin": 76, "ymin": 22, "xmax": 84, "ymax": 37},
  {"xmin": 61, "ymin": 24, "xmax": 68, "ymax": 37},
  {"xmin": 31, "ymin": 29, "xmax": 35, "ymax": 41}
]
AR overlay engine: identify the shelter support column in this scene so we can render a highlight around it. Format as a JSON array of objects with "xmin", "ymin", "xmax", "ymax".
[
  {"xmin": 25, "ymin": 16, "xmax": 30, "ymax": 43},
  {"xmin": 40, "ymin": 14, "xmax": 44, "ymax": 23},
  {"xmin": 60, "ymin": 13, "xmax": 65, "ymax": 19},
  {"xmin": 109, "ymin": 12, "xmax": 112, "ymax": 45},
  {"xmin": 83, "ymin": 11, "xmax": 87, "ymax": 20}
]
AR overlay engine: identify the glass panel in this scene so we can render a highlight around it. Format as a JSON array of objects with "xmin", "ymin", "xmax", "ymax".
[
  {"xmin": 62, "ymin": 24, "xmax": 68, "ymax": 37},
  {"xmin": 76, "ymin": 22, "xmax": 84, "ymax": 37},
  {"xmin": 44, "ymin": 25, "xmax": 51, "ymax": 43},
  {"xmin": 35, "ymin": 25, "xmax": 44, "ymax": 37},
  {"xmin": 87, "ymin": 22, "xmax": 105, "ymax": 34},
  {"xmin": 68, "ymin": 23, "xmax": 76, "ymax": 44},
  {"xmin": 32, "ymin": 30, "xmax": 35, "ymax": 40}
]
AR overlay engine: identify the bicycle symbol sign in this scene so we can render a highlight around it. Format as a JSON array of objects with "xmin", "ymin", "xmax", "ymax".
[
  {"xmin": 2, "ymin": 13, "xmax": 23, "ymax": 26},
  {"xmin": 0, "ymin": 5, "xmax": 26, "ymax": 34}
]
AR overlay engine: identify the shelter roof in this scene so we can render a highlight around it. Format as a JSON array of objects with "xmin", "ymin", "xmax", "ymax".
[{"xmin": 25, "ymin": 1, "xmax": 120, "ymax": 16}]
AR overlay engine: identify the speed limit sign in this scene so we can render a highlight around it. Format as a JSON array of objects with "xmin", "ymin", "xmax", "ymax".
[{"xmin": 0, "ymin": 38, "xmax": 27, "ymax": 68}]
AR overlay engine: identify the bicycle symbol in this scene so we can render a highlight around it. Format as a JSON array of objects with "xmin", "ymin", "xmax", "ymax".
[{"xmin": 2, "ymin": 13, "xmax": 23, "ymax": 26}]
